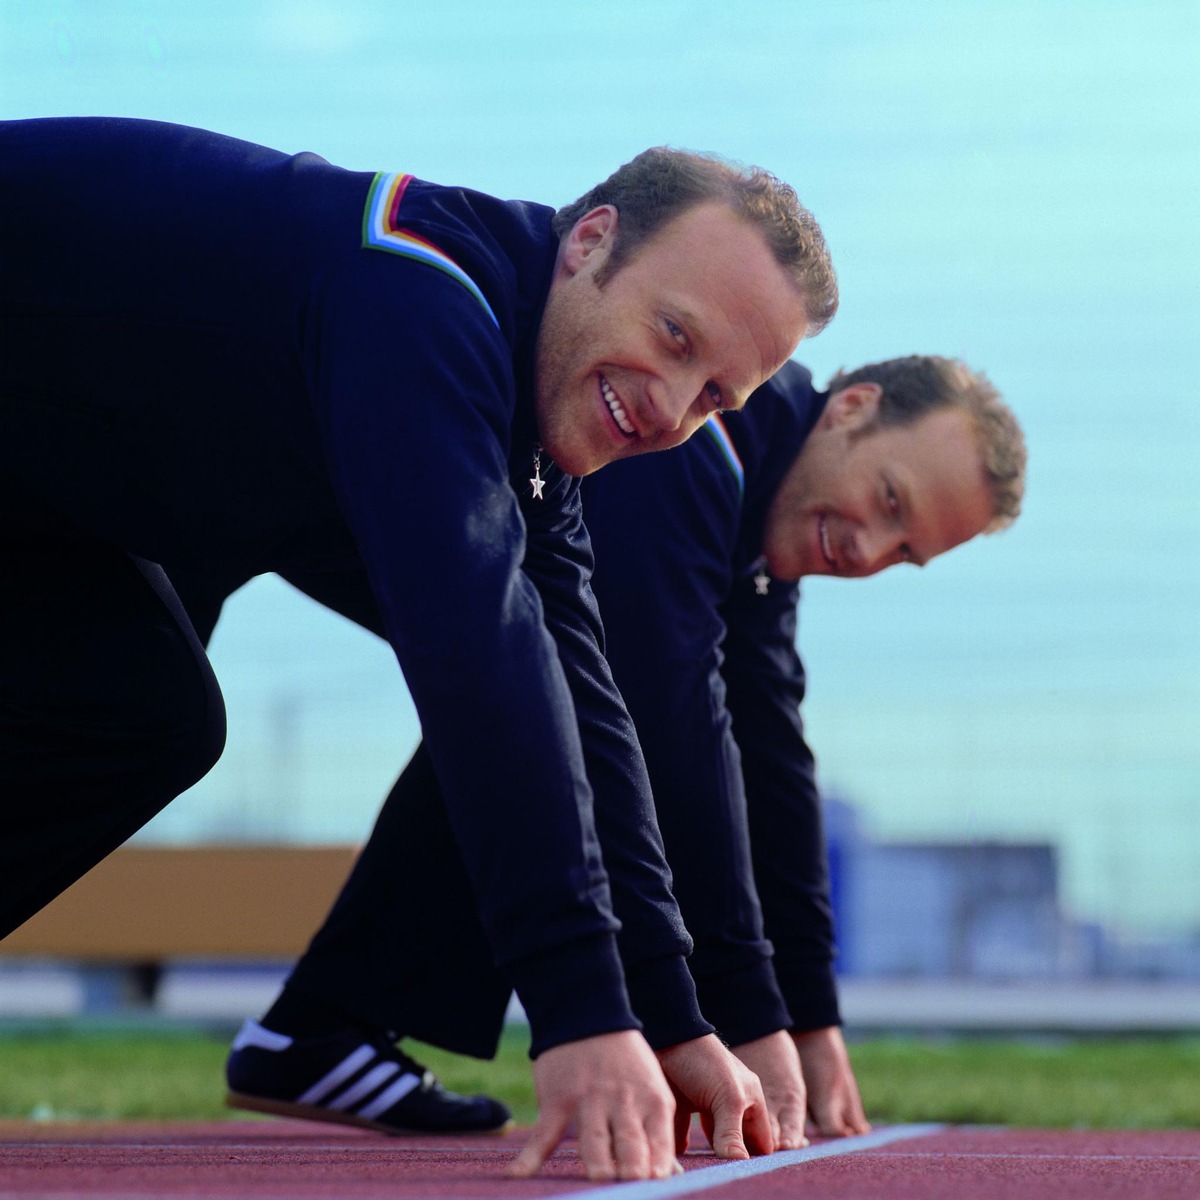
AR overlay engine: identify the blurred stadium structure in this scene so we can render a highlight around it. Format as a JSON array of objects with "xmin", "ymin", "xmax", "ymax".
[
  {"xmin": 826, "ymin": 798, "xmax": 1200, "ymax": 985},
  {"xmin": 3, "ymin": 792, "xmax": 1197, "ymax": 1032}
]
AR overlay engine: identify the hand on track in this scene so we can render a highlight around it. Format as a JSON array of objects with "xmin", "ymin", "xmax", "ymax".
[
  {"xmin": 793, "ymin": 1025, "xmax": 871, "ymax": 1137},
  {"xmin": 657, "ymin": 1033, "xmax": 775, "ymax": 1160},
  {"xmin": 731, "ymin": 1030, "xmax": 810, "ymax": 1149},
  {"xmin": 507, "ymin": 1030, "xmax": 678, "ymax": 1181}
]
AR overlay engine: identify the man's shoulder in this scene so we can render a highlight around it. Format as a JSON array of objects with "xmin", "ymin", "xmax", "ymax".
[
  {"xmin": 719, "ymin": 361, "xmax": 821, "ymax": 479},
  {"xmin": 764, "ymin": 358, "xmax": 816, "ymax": 399},
  {"xmin": 739, "ymin": 360, "xmax": 818, "ymax": 434},
  {"xmin": 365, "ymin": 174, "xmax": 559, "ymax": 341}
]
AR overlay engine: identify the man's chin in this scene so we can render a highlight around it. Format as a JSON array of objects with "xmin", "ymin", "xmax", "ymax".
[
  {"xmin": 539, "ymin": 437, "xmax": 596, "ymax": 479},
  {"xmin": 541, "ymin": 429, "xmax": 627, "ymax": 478}
]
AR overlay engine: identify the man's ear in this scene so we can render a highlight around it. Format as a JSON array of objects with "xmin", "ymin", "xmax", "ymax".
[
  {"xmin": 559, "ymin": 205, "xmax": 618, "ymax": 276},
  {"xmin": 824, "ymin": 381, "xmax": 883, "ymax": 431}
]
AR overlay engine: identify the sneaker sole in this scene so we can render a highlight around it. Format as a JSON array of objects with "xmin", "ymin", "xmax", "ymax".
[{"xmin": 226, "ymin": 1090, "xmax": 514, "ymax": 1137}]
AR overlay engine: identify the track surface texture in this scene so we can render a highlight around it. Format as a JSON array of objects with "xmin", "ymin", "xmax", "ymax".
[{"xmin": 1, "ymin": 1120, "xmax": 1198, "ymax": 1199}]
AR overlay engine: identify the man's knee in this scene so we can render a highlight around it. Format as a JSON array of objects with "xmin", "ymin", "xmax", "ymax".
[
  {"xmin": 1, "ymin": 545, "xmax": 227, "ymax": 803},
  {"xmin": 89, "ymin": 595, "xmax": 227, "ymax": 800}
]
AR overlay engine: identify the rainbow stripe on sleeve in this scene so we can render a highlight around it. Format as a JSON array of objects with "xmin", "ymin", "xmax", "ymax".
[
  {"xmin": 362, "ymin": 171, "xmax": 500, "ymax": 330},
  {"xmin": 701, "ymin": 414, "xmax": 745, "ymax": 495}
]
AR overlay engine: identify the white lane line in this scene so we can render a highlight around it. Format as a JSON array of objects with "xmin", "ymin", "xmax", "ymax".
[
  {"xmin": 537, "ymin": 1123, "xmax": 946, "ymax": 1200},
  {"xmin": 882, "ymin": 1151, "xmax": 1200, "ymax": 1162}
]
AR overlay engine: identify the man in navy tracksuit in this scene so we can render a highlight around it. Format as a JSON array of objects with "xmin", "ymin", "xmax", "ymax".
[
  {"xmin": 584, "ymin": 355, "xmax": 1024, "ymax": 1144},
  {"xmin": 274, "ymin": 354, "xmax": 1024, "ymax": 1148},
  {"xmin": 0, "ymin": 117, "xmax": 835, "ymax": 1180}
]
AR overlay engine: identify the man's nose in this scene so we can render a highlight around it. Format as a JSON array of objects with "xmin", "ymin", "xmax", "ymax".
[
  {"xmin": 649, "ymin": 370, "xmax": 707, "ymax": 431},
  {"xmin": 848, "ymin": 525, "xmax": 899, "ymax": 574}
]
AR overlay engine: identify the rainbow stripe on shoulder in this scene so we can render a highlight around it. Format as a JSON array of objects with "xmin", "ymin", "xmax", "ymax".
[
  {"xmin": 362, "ymin": 171, "xmax": 499, "ymax": 330},
  {"xmin": 701, "ymin": 414, "xmax": 745, "ymax": 496}
]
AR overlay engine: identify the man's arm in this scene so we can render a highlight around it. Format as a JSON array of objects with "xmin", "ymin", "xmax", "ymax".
[
  {"xmin": 585, "ymin": 443, "xmax": 790, "ymax": 1042},
  {"xmin": 312, "ymin": 256, "xmax": 704, "ymax": 1178},
  {"xmin": 583, "ymin": 440, "xmax": 807, "ymax": 1147},
  {"xmin": 720, "ymin": 580, "xmax": 868, "ymax": 1135},
  {"xmin": 520, "ymin": 454, "xmax": 772, "ymax": 1160},
  {"xmin": 314, "ymin": 257, "xmax": 631, "ymax": 1037}
]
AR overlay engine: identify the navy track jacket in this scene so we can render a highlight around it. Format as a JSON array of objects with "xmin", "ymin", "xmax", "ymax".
[
  {"xmin": 0, "ymin": 117, "xmax": 708, "ymax": 1055},
  {"xmin": 584, "ymin": 362, "xmax": 841, "ymax": 1045}
]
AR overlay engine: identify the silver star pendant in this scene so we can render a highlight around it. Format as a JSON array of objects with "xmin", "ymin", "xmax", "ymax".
[
  {"xmin": 529, "ymin": 443, "xmax": 546, "ymax": 500},
  {"xmin": 748, "ymin": 561, "xmax": 768, "ymax": 600}
]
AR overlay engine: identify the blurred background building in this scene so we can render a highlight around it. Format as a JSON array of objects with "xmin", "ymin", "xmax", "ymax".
[{"xmin": 826, "ymin": 797, "xmax": 1200, "ymax": 984}]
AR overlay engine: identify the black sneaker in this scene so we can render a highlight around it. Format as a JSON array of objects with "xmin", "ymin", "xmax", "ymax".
[{"xmin": 225, "ymin": 1018, "xmax": 512, "ymax": 1135}]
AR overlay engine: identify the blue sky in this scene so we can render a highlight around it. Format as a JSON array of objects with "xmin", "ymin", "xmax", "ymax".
[{"xmin": 4, "ymin": 0, "xmax": 1198, "ymax": 933}]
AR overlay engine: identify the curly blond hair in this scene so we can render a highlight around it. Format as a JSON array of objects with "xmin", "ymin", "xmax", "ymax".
[
  {"xmin": 829, "ymin": 355, "xmax": 1026, "ymax": 531},
  {"xmin": 552, "ymin": 147, "xmax": 838, "ymax": 336}
]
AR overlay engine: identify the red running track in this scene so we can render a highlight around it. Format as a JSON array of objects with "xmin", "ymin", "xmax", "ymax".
[{"xmin": 1, "ymin": 1119, "xmax": 1197, "ymax": 1199}]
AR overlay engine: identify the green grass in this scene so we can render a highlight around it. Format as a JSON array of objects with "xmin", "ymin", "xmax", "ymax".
[
  {"xmin": 1, "ymin": 1025, "xmax": 1198, "ymax": 1129},
  {"xmin": 848, "ymin": 1037, "xmax": 1200, "ymax": 1130},
  {"xmin": 0, "ymin": 1026, "xmax": 235, "ymax": 1122}
]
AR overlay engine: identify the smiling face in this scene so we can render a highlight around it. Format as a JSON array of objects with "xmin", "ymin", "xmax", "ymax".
[
  {"xmin": 534, "ymin": 201, "xmax": 809, "ymax": 476},
  {"xmin": 763, "ymin": 384, "xmax": 995, "ymax": 581}
]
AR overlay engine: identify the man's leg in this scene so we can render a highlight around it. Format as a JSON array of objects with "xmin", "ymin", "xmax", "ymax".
[
  {"xmin": 201, "ymin": 570, "xmax": 512, "ymax": 1133},
  {"xmin": 0, "ymin": 534, "xmax": 226, "ymax": 938},
  {"xmin": 227, "ymin": 740, "xmax": 514, "ymax": 1134},
  {"xmin": 286, "ymin": 741, "xmax": 513, "ymax": 1056}
]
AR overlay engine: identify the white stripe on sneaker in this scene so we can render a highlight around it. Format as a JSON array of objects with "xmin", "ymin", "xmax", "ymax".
[
  {"xmin": 231, "ymin": 1019, "xmax": 294, "ymax": 1053},
  {"xmin": 356, "ymin": 1071, "xmax": 423, "ymax": 1120},
  {"xmin": 327, "ymin": 1062, "xmax": 401, "ymax": 1112},
  {"xmin": 297, "ymin": 1044, "xmax": 376, "ymax": 1105}
]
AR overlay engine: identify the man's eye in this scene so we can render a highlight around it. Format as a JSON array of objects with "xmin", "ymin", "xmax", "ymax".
[
  {"xmin": 886, "ymin": 483, "xmax": 900, "ymax": 516},
  {"xmin": 899, "ymin": 544, "xmax": 913, "ymax": 562},
  {"xmin": 705, "ymin": 380, "xmax": 723, "ymax": 409},
  {"xmin": 664, "ymin": 318, "xmax": 687, "ymax": 347}
]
